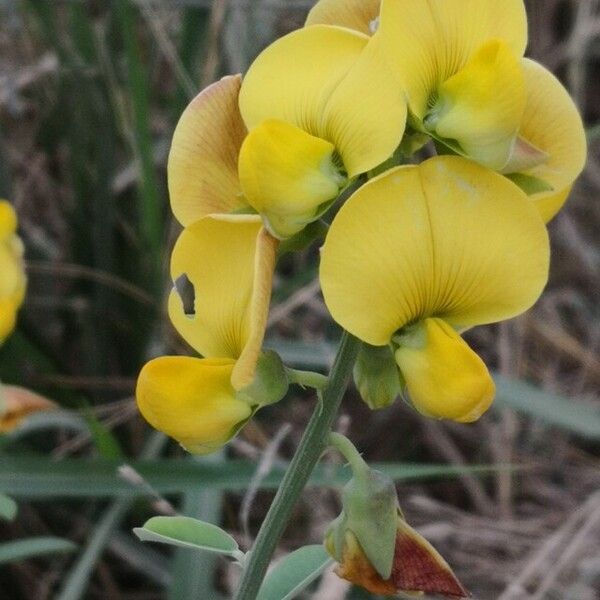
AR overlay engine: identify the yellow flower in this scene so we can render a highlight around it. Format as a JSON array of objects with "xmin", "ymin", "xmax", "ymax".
[
  {"xmin": 170, "ymin": 49, "xmax": 405, "ymax": 240},
  {"xmin": 136, "ymin": 217, "xmax": 284, "ymax": 454},
  {"xmin": 0, "ymin": 201, "xmax": 26, "ymax": 344},
  {"xmin": 308, "ymin": 0, "xmax": 587, "ymax": 221},
  {"xmin": 327, "ymin": 520, "xmax": 468, "ymax": 598},
  {"xmin": 320, "ymin": 156, "xmax": 549, "ymax": 422},
  {"xmin": 239, "ymin": 25, "xmax": 406, "ymax": 237}
]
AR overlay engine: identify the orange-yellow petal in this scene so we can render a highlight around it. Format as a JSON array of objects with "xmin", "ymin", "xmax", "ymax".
[
  {"xmin": 168, "ymin": 75, "xmax": 248, "ymax": 226},
  {"xmin": 136, "ymin": 356, "xmax": 252, "ymax": 455},
  {"xmin": 0, "ymin": 385, "xmax": 56, "ymax": 433}
]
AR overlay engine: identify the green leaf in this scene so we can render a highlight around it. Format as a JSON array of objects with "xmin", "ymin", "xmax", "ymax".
[
  {"xmin": 0, "ymin": 537, "xmax": 76, "ymax": 564},
  {"xmin": 257, "ymin": 545, "xmax": 333, "ymax": 600},
  {"xmin": 494, "ymin": 374, "xmax": 600, "ymax": 439},
  {"xmin": 0, "ymin": 493, "xmax": 17, "ymax": 521},
  {"xmin": 134, "ymin": 516, "xmax": 240, "ymax": 556}
]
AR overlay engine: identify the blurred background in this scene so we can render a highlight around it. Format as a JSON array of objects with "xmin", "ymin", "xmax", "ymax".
[{"xmin": 0, "ymin": 0, "xmax": 599, "ymax": 598}]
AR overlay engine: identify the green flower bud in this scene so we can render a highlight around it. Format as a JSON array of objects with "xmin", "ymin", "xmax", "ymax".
[{"xmin": 353, "ymin": 343, "xmax": 402, "ymax": 410}]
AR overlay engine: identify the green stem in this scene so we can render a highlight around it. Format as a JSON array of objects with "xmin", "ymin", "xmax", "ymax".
[
  {"xmin": 234, "ymin": 331, "xmax": 360, "ymax": 600},
  {"xmin": 286, "ymin": 368, "xmax": 329, "ymax": 390},
  {"xmin": 328, "ymin": 432, "xmax": 370, "ymax": 481}
]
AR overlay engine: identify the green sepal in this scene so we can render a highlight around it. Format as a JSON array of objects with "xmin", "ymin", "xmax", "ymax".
[
  {"xmin": 505, "ymin": 172, "xmax": 554, "ymax": 195},
  {"xmin": 278, "ymin": 219, "xmax": 329, "ymax": 255},
  {"xmin": 341, "ymin": 469, "xmax": 399, "ymax": 579},
  {"xmin": 353, "ymin": 343, "xmax": 402, "ymax": 410},
  {"xmin": 236, "ymin": 350, "xmax": 289, "ymax": 408}
]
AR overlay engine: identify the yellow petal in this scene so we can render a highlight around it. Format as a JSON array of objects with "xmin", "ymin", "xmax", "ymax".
[
  {"xmin": 379, "ymin": 0, "xmax": 528, "ymax": 119},
  {"xmin": 230, "ymin": 229, "xmax": 279, "ymax": 390},
  {"xmin": 239, "ymin": 26, "xmax": 406, "ymax": 177},
  {"xmin": 395, "ymin": 318, "xmax": 495, "ymax": 422},
  {"xmin": 429, "ymin": 39, "xmax": 526, "ymax": 170},
  {"xmin": 136, "ymin": 356, "xmax": 252, "ymax": 454},
  {"xmin": 517, "ymin": 59, "xmax": 587, "ymax": 222},
  {"xmin": 305, "ymin": 0, "xmax": 381, "ymax": 36},
  {"xmin": 0, "ymin": 299, "xmax": 18, "ymax": 343},
  {"xmin": 168, "ymin": 75, "xmax": 248, "ymax": 226},
  {"xmin": 320, "ymin": 156, "xmax": 549, "ymax": 346},
  {"xmin": 168, "ymin": 217, "xmax": 263, "ymax": 359},
  {"xmin": 0, "ymin": 200, "xmax": 17, "ymax": 239},
  {"xmin": 238, "ymin": 119, "xmax": 345, "ymax": 239}
]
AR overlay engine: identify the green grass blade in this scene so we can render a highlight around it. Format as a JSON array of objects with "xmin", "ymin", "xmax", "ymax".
[
  {"xmin": 0, "ymin": 455, "xmax": 504, "ymax": 499},
  {"xmin": 0, "ymin": 537, "xmax": 76, "ymax": 564},
  {"xmin": 494, "ymin": 374, "xmax": 600, "ymax": 439}
]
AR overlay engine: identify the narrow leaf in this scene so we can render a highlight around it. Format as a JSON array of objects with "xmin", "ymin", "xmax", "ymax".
[
  {"xmin": 257, "ymin": 545, "xmax": 333, "ymax": 600},
  {"xmin": 494, "ymin": 374, "xmax": 600, "ymax": 439},
  {"xmin": 0, "ymin": 537, "xmax": 76, "ymax": 564},
  {"xmin": 134, "ymin": 516, "xmax": 239, "ymax": 556}
]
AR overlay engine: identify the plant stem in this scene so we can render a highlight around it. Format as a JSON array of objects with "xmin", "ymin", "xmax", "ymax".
[
  {"xmin": 234, "ymin": 331, "xmax": 360, "ymax": 600},
  {"xmin": 286, "ymin": 368, "xmax": 329, "ymax": 390},
  {"xmin": 328, "ymin": 431, "xmax": 370, "ymax": 481}
]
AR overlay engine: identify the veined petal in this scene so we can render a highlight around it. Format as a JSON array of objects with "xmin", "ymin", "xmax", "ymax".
[
  {"xmin": 136, "ymin": 356, "xmax": 252, "ymax": 455},
  {"xmin": 239, "ymin": 26, "xmax": 406, "ymax": 178},
  {"xmin": 395, "ymin": 318, "xmax": 495, "ymax": 422},
  {"xmin": 238, "ymin": 119, "xmax": 345, "ymax": 239},
  {"xmin": 379, "ymin": 0, "xmax": 528, "ymax": 119},
  {"xmin": 168, "ymin": 217, "xmax": 263, "ymax": 359},
  {"xmin": 320, "ymin": 156, "xmax": 549, "ymax": 346},
  {"xmin": 428, "ymin": 39, "xmax": 526, "ymax": 170},
  {"xmin": 168, "ymin": 75, "xmax": 248, "ymax": 227},
  {"xmin": 305, "ymin": 0, "xmax": 381, "ymax": 36},
  {"xmin": 517, "ymin": 59, "xmax": 587, "ymax": 222}
]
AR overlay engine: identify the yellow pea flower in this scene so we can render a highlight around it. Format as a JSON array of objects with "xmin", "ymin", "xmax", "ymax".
[
  {"xmin": 170, "ymin": 31, "xmax": 406, "ymax": 240},
  {"xmin": 0, "ymin": 201, "xmax": 26, "ymax": 344},
  {"xmin": 320, "ymin": 156, "xmax": 550, "ymax": 422},
  {"xmin": 136, "ymin": 218, "xmax": 284, "ymax": 454},
  {"xmin": 238, "ymin": 24, "xmax": 406, "ymax": 238},
  {"xmin": 311, "ymin": 0, "xmax": 586, "ymax": 221}
]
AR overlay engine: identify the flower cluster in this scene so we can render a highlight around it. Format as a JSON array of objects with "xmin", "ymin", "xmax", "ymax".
[
  {"xmin": 0, "ymin": 200, "xmax": 26, "ymax": 345},
  {"xmin": 136, "ymin": 0, "xmax": 585, "ymax": 595}
]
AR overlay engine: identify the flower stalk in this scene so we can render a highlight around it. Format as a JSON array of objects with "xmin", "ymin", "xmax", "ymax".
[{"xmin": 234, "ymin": 331, "xmax": 360, "ymax": 600}]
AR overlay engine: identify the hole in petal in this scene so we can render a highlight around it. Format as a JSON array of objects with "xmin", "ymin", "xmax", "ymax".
[{"xmin": 174, "ymin": 274, "xmax": 196, "ymax": 317}]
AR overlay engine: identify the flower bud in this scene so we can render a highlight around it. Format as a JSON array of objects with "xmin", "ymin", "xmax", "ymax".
[
  {"xmin": 325, "ymin": 464, "xmax": 468, "ymax": 598},
  {"xmin": 353, "ymin": 343, "xmax": 402, "ymax": 410}
]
